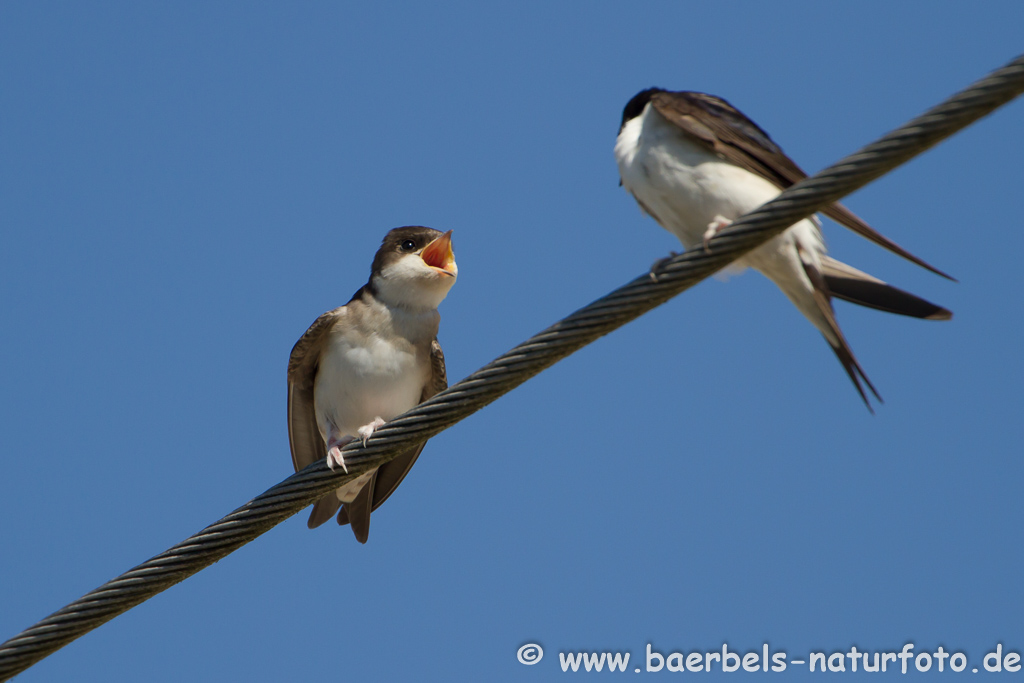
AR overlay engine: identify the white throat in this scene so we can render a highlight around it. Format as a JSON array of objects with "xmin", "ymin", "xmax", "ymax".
[
  {"xmin": 614, "ymin": 111, "xmax": 646, "ymax": 168},
  {"xmin": 373, "ymin": 258, "xmax": 456, "ymax": 311}
]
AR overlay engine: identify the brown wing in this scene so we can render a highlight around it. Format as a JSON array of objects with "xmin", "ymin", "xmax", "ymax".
[
  {"xmin": 651, "ymin": 91, "xmax": 805, "ymax": 187},
  {"xmin": 287, "ymin": 307, "xmax": 345, "ymax": 474},
  {"xmin": 649, "ymin": 91, "xmax": 952, "ymax": 280},
  {"xmin": 425, "ymin": 337, "xmax": 448, "ymax": 398},
  {"xmin": 337, "ymin": 338, "xmax": 448, "ymax": 529}
]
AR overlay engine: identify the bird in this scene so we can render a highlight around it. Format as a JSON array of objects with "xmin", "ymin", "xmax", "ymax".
[
  {"xmin": 287, "ymin": 226, "xmax": 457, "ymax": 543},
  {"xmin": 614, "ymin": 88, "xmax": 952, "ymax": 409}
]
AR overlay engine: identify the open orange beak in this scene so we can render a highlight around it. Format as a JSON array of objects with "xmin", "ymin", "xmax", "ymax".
[{"xmin": 420, "ymin": 230, "xmax": 457, "ymax": 277}]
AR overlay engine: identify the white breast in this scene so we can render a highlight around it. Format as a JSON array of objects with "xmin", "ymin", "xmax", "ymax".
[
  {"xmin": 615, "ymin": 104, "xmax": 825, "ymax": 272},
  {"xmin": 313, "ymin": 312, "xmax": 428, "ymax": 440}
]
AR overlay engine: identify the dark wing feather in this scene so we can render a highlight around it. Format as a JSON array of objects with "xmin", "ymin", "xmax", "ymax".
[
  {"xmin": 649, "ymin": 91, "xmax": 952, "ymax": 280},
  {"xmin": 650, "ymin": 91, "xmax": 803, "ymax": 187},
  {"xmin": 425, "ymin": 338, "xmax": 448, "ymax": 397},
  {"xmin": 287, "ymin": 307, "xmax": 347, "ymax": 529},
  {"xmin": 819, "ymin": 205, "xmax": 954, "ymax": 280},
  {"xmin": 820, "ymin": 256, "xmax": 952, "ymax": 320},
  {"xmin": 287, "ymin": 307, "xmax": 345, "ymax": 473}
]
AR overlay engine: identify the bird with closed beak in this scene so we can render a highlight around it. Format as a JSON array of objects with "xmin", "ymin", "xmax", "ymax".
[
  {"xmin": 287, "ymin": 226, "xmax": 457, "ymax": 543},
  {"xmin": 615, "ymin": 88, "xmax": 952, "ymax": 409}
]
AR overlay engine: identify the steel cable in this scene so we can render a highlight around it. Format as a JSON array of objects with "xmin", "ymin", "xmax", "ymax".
[{"xmin": 1, "ymin": 53, "xmax": 1021, "ymax": 680}]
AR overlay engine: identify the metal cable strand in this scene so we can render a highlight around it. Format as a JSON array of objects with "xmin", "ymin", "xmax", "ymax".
[{"xmin": 2, "ymin": 54, "xmax": 1022, "ymax": 680}]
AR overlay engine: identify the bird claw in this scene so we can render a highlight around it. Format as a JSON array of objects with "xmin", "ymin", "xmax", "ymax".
[
  {"xmin": 326, "ymin": 446, "xmax": 347, "ymax": 473},
  {"xmin": 703, "ymin": 215, "xmax": 733, "ymax": 251},
  {"xmin": 648, "ymin": 251, "xmax": 680, "ymax": 281},
  {"xmin": 326, "ymin": 432, "xmax": 355, "ymax": 472},
  {"xmin": 358, "ymin": 417, "xmax": 387, "ymax": 446}
]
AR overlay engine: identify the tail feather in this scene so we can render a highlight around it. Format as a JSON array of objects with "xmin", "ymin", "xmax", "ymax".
[
  {"xmin": 824, "ymin": 334, "xmax": 882, "ymax": 413},
  {"xmin": 338, "ymin": 470, "xmax": 377, "ymax": 544},
  {"xmin": 797, "ymin": 247, "xmax": 882, "ymax": 411},
  {"xmin": 307, "ymin": 494, "xmax": 342, "ymax": 529},
  {"xmin": 820, "ymin": 256, "xmax": 952, "ymax": 320}
]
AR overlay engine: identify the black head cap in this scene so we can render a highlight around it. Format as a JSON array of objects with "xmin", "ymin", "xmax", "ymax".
[{"xmin": 620, "ymin": 88, "xmax": 665, "ymax": 131}]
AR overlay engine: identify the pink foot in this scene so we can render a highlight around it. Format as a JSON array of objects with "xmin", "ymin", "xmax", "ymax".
[
  {"xmin": 357, "ymin": 417, "xmax": 387, "ymax": 446},
  {"xmin": 326, "ymin": 434, "xmax": 355, "ymax": 472},
  {"xmin": 703, "ymin": 215, "xmax": 733, "ymax": 250}
]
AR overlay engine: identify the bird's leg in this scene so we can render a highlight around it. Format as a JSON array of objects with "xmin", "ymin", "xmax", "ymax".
[
  {"xmin": 326, "ymin": 432, "xmax": 355, "ymax": 473},
  {"xmin": 357, "ymin": 417, "xmax": 387, "ymax": 446},
  {"xmin": 703, "ymin": 215, "xmax": 734, "ymax": 250},
  {"xmin": 648, "ymin": 251, "xmax": 680, "ymax": 282}
]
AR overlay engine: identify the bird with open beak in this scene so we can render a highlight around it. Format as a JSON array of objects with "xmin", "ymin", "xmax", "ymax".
[
  {"xmin": 615, "ymin": 88, "xmax": 952, "ymax": 410},
  {"xmin": 287, "ymin": 227, "xmax": 457, "ymax": 543}
]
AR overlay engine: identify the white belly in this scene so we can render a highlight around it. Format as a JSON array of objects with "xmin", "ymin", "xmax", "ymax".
[{"xmin": 313, "ymin": 329, "xmax": 426, "ymax": 441}]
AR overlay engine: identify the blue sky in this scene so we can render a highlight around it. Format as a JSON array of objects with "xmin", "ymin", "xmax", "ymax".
[{"xmin": 1, "ymin": 2, "xmax": 1021, "ymax": 680}]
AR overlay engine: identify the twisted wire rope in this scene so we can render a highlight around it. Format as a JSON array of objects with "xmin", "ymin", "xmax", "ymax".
[{"xmin": 1, "ymin": 53, "xmax": 1022, "ymax": 680}]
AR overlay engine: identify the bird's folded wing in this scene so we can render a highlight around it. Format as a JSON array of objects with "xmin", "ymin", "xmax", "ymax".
[
  {"xmin": 651, "ymin": 92, "xmax": 951, "ymax": 279},
  {"xmin": 651, "ymin": 91, "xmax": 804, "ymax": 188},
  {"xmin": 287, "ymin": 307, "xmax": 345, "ymax": 473}
]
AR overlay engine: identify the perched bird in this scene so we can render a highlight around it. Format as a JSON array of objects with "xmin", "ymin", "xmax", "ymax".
[
  {"xmin": 614, "ymin": 88, "xmax": 952, "ymax": 408},
  {"xmin": 287, "ymin": 227, "xmax": 457, "ymax": 543}
]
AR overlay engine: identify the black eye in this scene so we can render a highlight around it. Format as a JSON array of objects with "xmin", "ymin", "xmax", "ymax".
[{"xmin": 400, "ymin": 239, "xmax": 417, "ymax": 252}]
